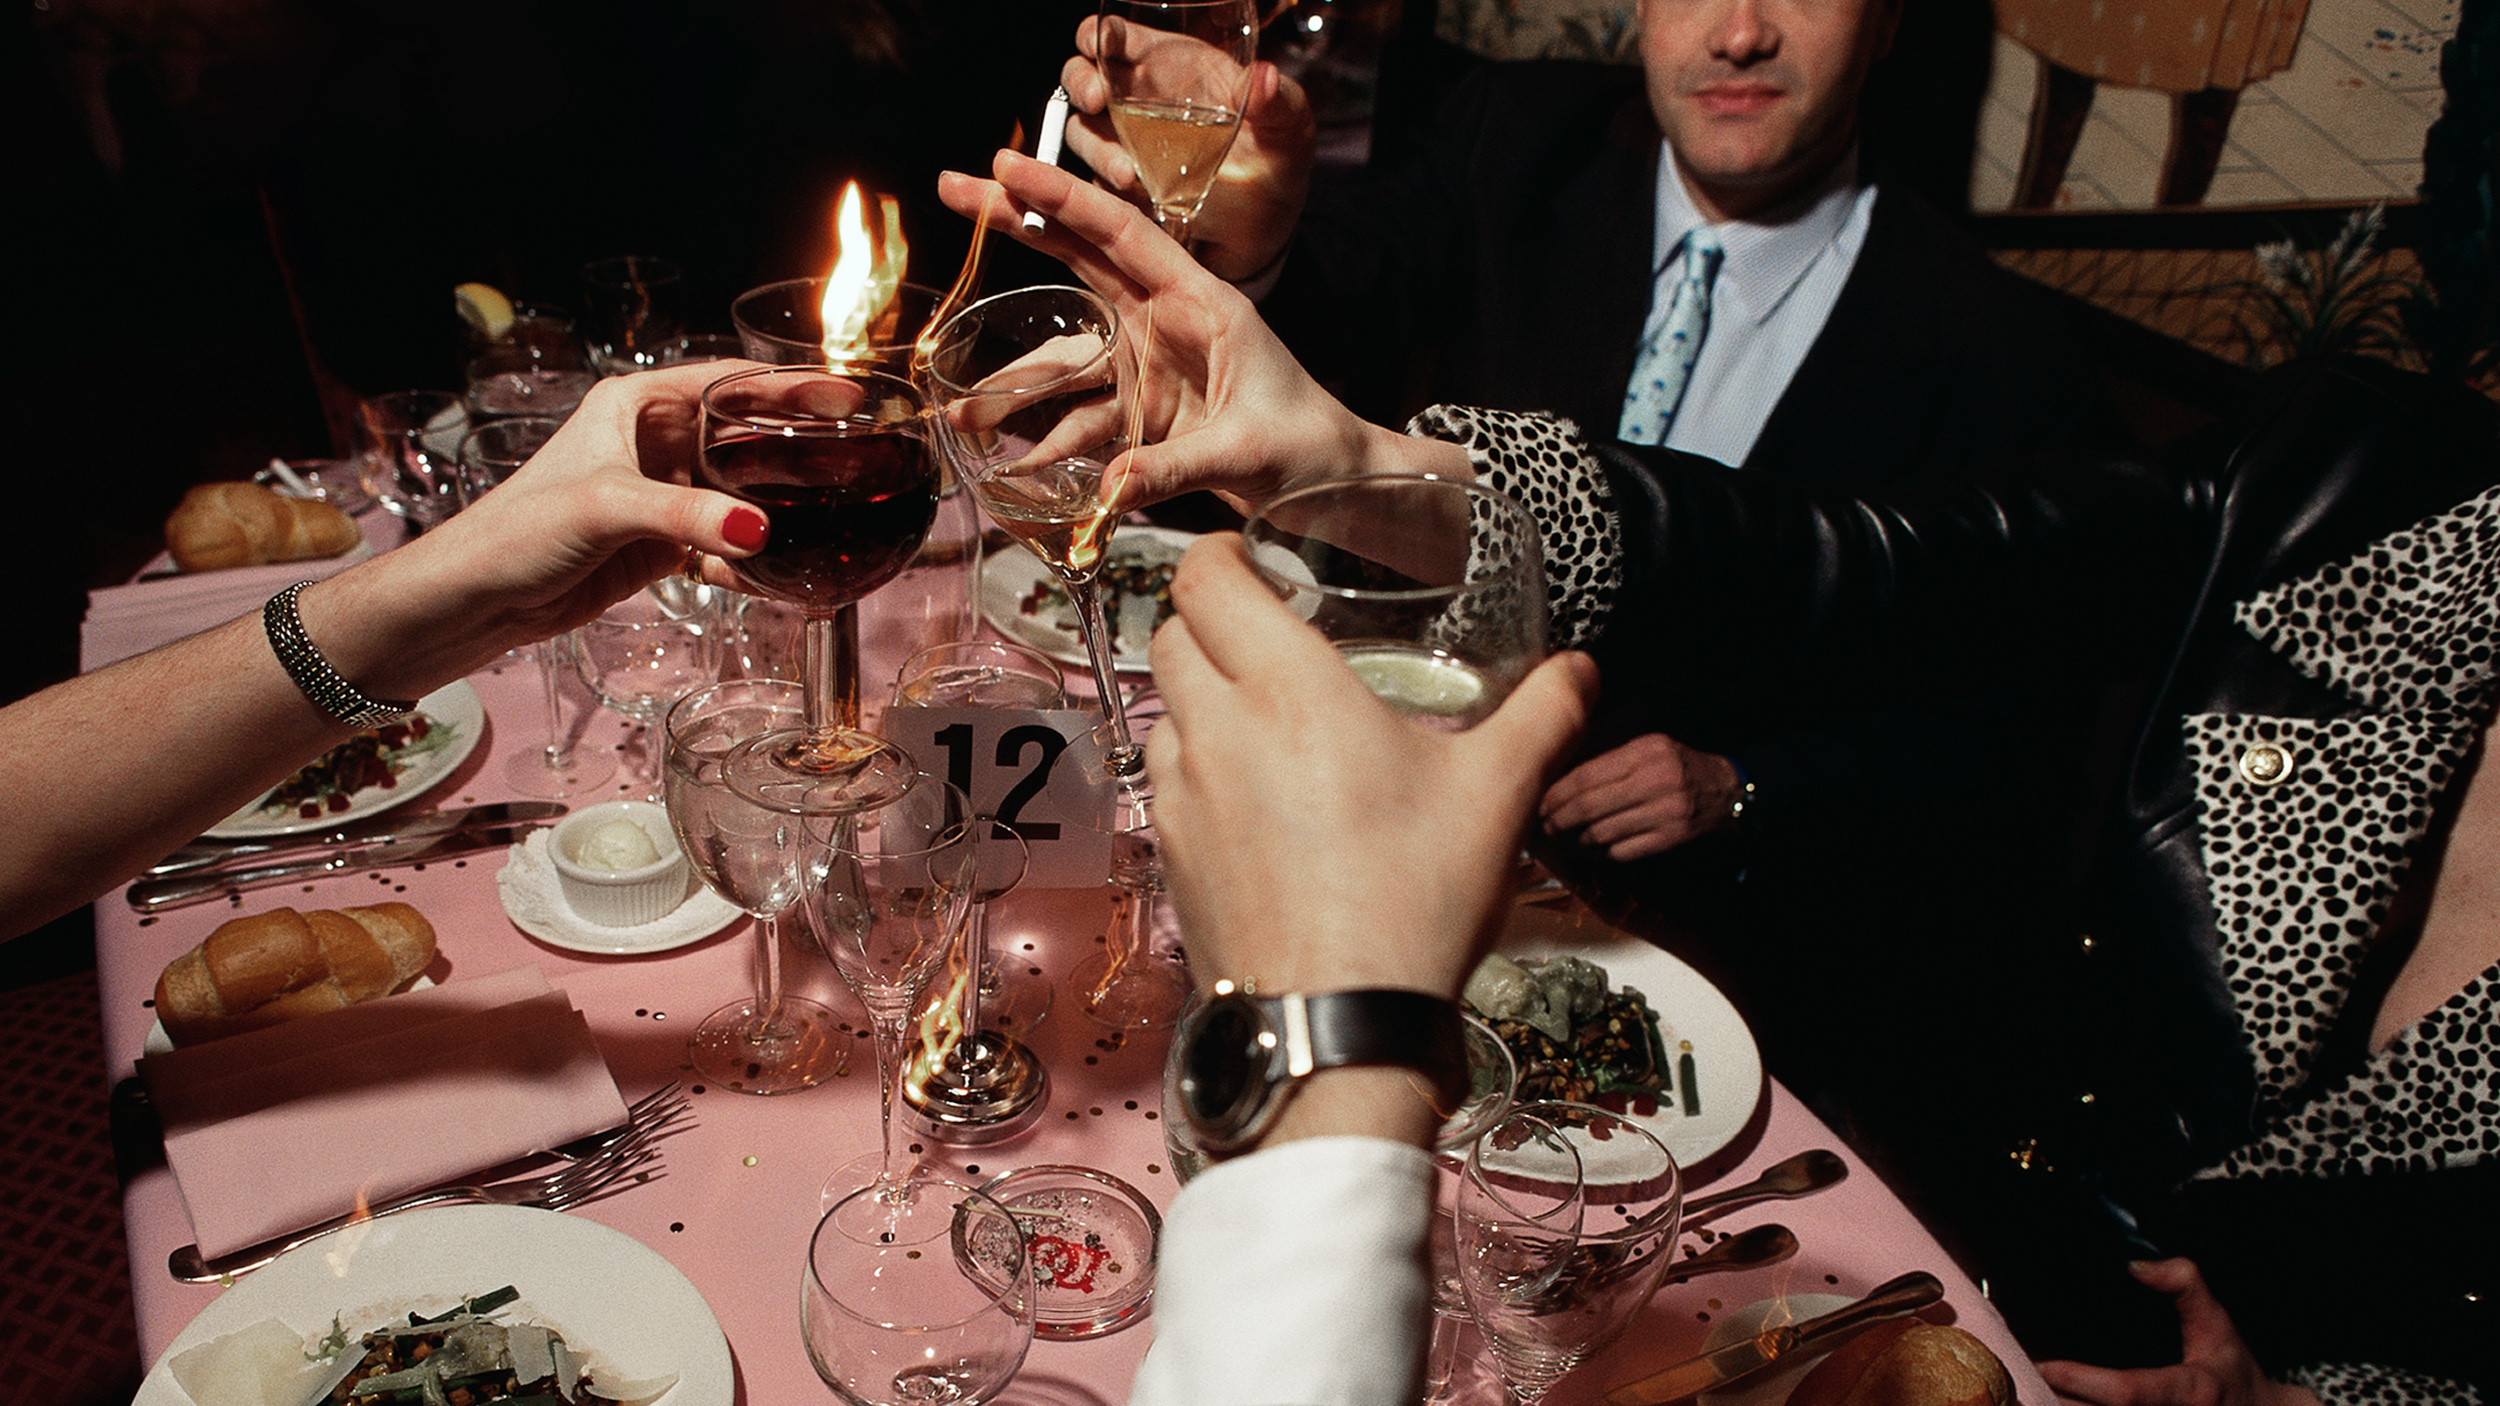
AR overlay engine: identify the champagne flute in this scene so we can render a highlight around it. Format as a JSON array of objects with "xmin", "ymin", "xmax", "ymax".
[
  {"xmin": 801, "ymin": 772, "xmax": 979, "ymax": 1195},
  {"xmin": 1458, "ymin": 1101, "xmax": 1681, "ymax": 1404},
  {"xmin": 921, "ymin": 286, "xmax": 1145, "ymax": 779},
  {"xmin": 1094, "ymin": 0, "xmax": 1261, "ymax": 249},
  {"xmin": 461, "ymin": 415, "xmax": 619, "ymax": 798},
  {"xmin": 697, "ymin": 365, "xmax": 940, "ymax": 814},
  {"xmin": 1242, "ymin": 474, "xmax": 1548, "ymax": 729},
  {"xmin": 804, "ymin": 1179, "xmax": 1034, "ymax": 1406},
  {"xmin": 665, "ymin": 679, "xmax": 845, "ymax": 1094}
]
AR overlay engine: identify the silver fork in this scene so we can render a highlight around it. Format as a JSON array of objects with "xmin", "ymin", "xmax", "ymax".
[{"xmin": 168, "ymin": 1083, "xmax": 695, "ymax": 1283}]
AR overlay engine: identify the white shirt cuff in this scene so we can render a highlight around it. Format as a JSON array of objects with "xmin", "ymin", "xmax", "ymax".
[{"xmin": 1130, "ymin": 1136, "xmax": 1437, "ymax": 1406}]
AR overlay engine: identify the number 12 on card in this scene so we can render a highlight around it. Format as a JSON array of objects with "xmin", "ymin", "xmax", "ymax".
[{"xmin": 889, "ymin": 705, "xmax": 1114, "ymax": 889}]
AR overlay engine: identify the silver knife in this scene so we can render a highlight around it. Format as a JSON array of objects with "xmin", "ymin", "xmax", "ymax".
[
  {"xmin": 1602, "ymin": 1271, "xmax": 1944, "ymax": 1405},
  {"xmin": 146, "ymin": 801, "xmax": 567, "ymax": 878},
  {"xmin": 126, "ymin": 824, "xmax": 545, "ymax": 913}
]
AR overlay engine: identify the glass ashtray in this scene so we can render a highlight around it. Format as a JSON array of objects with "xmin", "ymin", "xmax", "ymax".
[{"xmin": 963, "ymin": 1164, "xmax": 1161, "ymax": 1340}]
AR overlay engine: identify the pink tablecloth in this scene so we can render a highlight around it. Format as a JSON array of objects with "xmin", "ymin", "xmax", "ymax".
[{"xmin": 90, "ymin": 566, "xmax": 2056, "ymax": 1406}]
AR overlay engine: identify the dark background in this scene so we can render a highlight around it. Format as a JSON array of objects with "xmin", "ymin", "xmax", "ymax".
[{"xmin": 20, "ymin": 0, "xmax": 1092, "ymax": 969}]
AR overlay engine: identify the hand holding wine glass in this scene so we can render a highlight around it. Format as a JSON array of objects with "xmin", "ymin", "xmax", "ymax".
[
  {"xmin": 1090, "ymin": 0, "xmax": 1262, "ymax": 249},
  {"xmin": 921, "ymin": 285, "xmax": 1148, "ymax": 777},
  {"xmin": 697, "ymin": 365, "xmax": 939, "ymax": 813}
]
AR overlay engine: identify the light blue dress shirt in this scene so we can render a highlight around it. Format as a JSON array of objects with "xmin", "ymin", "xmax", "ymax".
[{"xmin": 1638, "ymin": 149, "xmax": 1878, "ymax": 467}]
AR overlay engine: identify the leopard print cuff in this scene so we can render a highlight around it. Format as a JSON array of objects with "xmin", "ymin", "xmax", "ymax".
[
  {"xmin": 1407, "ymin": 405, "xmax": 1621, "ymax": 653},
  {"xmin": 2284, "ymin": 1359, "xmax": 2483, "ymax": 1406}
]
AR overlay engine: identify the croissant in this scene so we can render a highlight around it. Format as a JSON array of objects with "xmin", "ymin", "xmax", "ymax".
[
  {"xmin": 165, "ymin": 481, "xmax": 361, "ymax": 572},
  {"xmin": 154, "ymin": 902, "xmax": 437, "ymax": 1045}
]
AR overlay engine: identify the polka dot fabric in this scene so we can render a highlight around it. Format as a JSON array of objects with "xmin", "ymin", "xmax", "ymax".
[
  {"xmin": 2183, "ymin": 489, "xmax": 2497, "ymax": 1404},
  {"xmin": 2287, "ymin": 1360, "xmax": 2487, "ymax": 1406},
  {"xmin": 1409, "ymin": 405, "xmax": 1622, "ymax": 652}
]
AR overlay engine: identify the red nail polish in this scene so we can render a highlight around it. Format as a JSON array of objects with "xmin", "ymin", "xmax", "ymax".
[{"xmin": 723, "ymin": 507, "xmax": 768, "ymax": 551}]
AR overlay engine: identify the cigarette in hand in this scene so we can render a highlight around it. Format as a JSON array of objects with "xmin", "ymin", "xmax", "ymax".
[{"xmin": 1024, "ymin": 87, "xmax": 1072, "ymax": 233}]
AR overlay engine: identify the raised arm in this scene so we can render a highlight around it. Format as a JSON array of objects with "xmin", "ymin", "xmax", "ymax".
[
  {"xmin": 0, "ymin": 363, "xmax": 763, "ymax": 939},
  {"xmin": 938, "ymin": 148, "xmax": 1463, "ymax": 512}
]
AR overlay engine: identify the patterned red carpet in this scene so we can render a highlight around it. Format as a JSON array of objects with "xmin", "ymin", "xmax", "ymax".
[{"xmin": 0, "ymin": 968, "xmax": 142, "ymax": 1406}]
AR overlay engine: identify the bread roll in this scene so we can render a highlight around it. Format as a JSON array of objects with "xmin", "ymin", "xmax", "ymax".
[
  {"xmin": 165, "ymin": 481, "xmax": 361, "ymax": 572},
  {"xmin": 1786, "ymin": 1320, "xmax": 2012, "ymax": 1406},
  {"xmin": 154, "ymin": 903, "xmax": 435, "ymax": 1045}
]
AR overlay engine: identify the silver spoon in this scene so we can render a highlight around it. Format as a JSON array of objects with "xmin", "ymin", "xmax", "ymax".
[
  {"xmin": 1682, "ymin": 1148, "xmax": 1849, "ymax": 1226},
  {"xmin": 1665, "ymin": 1222, "xmax": 1799, "ymax": 1282}
]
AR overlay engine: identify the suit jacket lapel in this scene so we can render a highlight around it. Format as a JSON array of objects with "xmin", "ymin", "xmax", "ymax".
[{"xmin": 2185, "ymin": 488, "xmax": 2499, "ymax": 1134}]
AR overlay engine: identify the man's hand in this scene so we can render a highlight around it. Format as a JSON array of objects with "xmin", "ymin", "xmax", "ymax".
[
  {"xmin": 1539, "ymin": 733, "xmax": 1743, "ymax": 861},
  {"xmin": 1059, "ymin": 20, "xmax": 1316, "ymax": 282},
  {"xmin": 1147, "ymin": 535, "xmax": 1598, "ymax": 1000},
  {"xmin": 2037, "ymin": 1260, "xmax": 2322, "ymax": 1406}
]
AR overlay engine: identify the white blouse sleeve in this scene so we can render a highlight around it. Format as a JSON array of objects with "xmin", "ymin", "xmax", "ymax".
[{"xmin": 1130, "ymin": 1136, "xmax": 1437, "ymax": 1406}]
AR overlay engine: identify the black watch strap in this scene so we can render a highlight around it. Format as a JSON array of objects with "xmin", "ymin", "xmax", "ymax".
[
  {"xmin": 1178, "ymin": 986, "xmax": 1472, "ymax": 1156},
  {"xmin": 1273, "ymin": 989, "xmax": 1470, "ymax": 1111}
]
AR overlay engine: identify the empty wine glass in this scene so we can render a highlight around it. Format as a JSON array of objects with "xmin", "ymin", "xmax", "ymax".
[
  {"xmin": 1243, "ymin": 474, "xmax": 1548, "ymax": 730},
  {"xmin": 801, "ymin": 773, "xmax": 979, "ymax": 1195},
  {"xmin": 1458, "ymin": 1101, "xmax": 1680, "ymax": 1404},
  {"xmin": 576, "ymin": 582, "xmax": 730, "ymax": 798},
  {"xmin": 804, "ymin": 1178, "xmax": 1034, "ymax": 1406},
  {"xmin": 921, "ymin": 285, "xmax": 1145, "ymax": 781},
  {"xmin": 1092, "ymin": 0, "xmax": 1262, "ymax": 249},
  {"xmin": 359, "ymin": 389, "xmax": 469, "ymax": 529},
  {"xmin": 665, "ymin": 679, "xmax": 846, "ymax": 1094},
  {"xmin": 580, "ymin": 254, "xmax": 686, "ymax": 376},
  {"xmin": 462, "ymin": 416, "xmax": 618, "ymax": 799}
]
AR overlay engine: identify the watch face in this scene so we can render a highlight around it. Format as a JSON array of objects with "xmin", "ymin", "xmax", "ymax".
[{"xmin": 1179, "ymin": 997, "xmax": 1266, "ymax": 1131}]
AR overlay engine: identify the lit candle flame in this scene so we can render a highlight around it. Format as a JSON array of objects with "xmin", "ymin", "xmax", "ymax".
[{"xmin": 820, "ymin": 181, "xmax": 908, "ymax": 368}]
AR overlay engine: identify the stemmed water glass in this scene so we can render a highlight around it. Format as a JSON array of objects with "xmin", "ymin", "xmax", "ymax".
[
  {"xmin": 1243, "ymin": 474, "xmax": 1548, "ymax": 729},
  {"xmin": 575, "ymin": 581, "xmax": 729, "ymax": 798},
  {"xmin": 461, "ymin": 415, "xmax": 618, "ymax": 798},
  {"xmin": 1457, "ymin": 1101, "xmax": 1681, "ymax": 1403},
  {"xmin": 1093, "ymin": 0, "xmax": 1262, "ymax": 249},
  {"xmin": 803, "ymin": 1179, "xmax": 1034, "ymax": 1406},
  {"xmin": 800, "ymin": 772, "xmax": 979, "ymax": 1194},
  {"xmin": 664, "ymin": 679, "xmax": 845, "ymax": 1094},
  {"xmin": 697, "ymin": 365, "xmax": 941, "ymax": 814},
  {"xmin": 359, "ymin": 389, "xmax": 470, "ymax": 530},
  {"xmin": 921, "ymin": 285, "xmax": 1144, "ymax": 780}
]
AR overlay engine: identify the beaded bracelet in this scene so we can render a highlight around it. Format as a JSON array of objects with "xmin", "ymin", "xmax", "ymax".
[{"xmin": 263, "ymin": 581, "xmax": 418, "ymax": 728}]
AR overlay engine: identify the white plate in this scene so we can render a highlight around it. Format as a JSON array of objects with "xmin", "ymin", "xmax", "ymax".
[
  {"xmin": 1491, "ymin": 903, "xmax": 1765, "ymax": 1180},
  {"xmin": 979, "ymin": 526, "xmax": 1195, "ymax": 674},
  {"xmin": 205, "ymin": 681, "xmax": 485, "ymax": 839},
  {"xmin": 496, "ymin": 828, "xmax": 744, "ymax": 956},
  {"xmin": 134, "ymin": 1203, "xmax": 732, "ymax": 1406}
]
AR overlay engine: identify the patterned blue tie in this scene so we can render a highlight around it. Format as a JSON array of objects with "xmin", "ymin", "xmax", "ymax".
[{"xmin": 1617, "ymin": 228, "xmax": 1724, "ymax": 445}]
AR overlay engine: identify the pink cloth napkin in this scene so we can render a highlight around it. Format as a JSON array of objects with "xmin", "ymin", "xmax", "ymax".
[
  {"xmin": 139, "ymin": 966, "xmax": 629, "ymax": 1259},
  {"xmin": 82, "ymin": 512, "xmax": 404, "ymax": 672}
]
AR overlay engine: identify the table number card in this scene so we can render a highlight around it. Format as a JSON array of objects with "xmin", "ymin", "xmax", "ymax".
[{"xmin": 885, "ymin": 705, "xmax": 1115, "ymax": 888}]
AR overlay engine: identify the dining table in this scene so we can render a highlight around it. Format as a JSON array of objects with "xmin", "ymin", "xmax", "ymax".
[{"xmin": 84, "ymin": 510, "xmax": 2061, "ymax": 1406}]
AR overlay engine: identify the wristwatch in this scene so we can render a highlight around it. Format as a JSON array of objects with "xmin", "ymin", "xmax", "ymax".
[{"xmin": 1172, "ymin": 984, "xmax": 1470, "ymax": 1156}]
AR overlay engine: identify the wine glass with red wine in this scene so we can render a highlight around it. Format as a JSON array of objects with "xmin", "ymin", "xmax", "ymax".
[{"xmin": 697, "ymin": 365, "xmax": 939, "ymax": 814}]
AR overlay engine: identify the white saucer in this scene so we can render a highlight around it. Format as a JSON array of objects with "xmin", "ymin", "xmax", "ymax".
[{"xmin": 497, "ymin": 829, "xmax": 741, "ymax": 955}]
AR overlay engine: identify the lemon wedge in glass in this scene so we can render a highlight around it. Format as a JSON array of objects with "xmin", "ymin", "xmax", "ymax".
[{"xmin": 455, "ymin": 281, "xmax": 517, "ymax": 339}]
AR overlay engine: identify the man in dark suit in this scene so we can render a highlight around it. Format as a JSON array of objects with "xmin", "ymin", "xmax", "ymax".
[{"xmin": 1062, "ymin": 0, "xmax": 2123, "ymax": 1124}]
